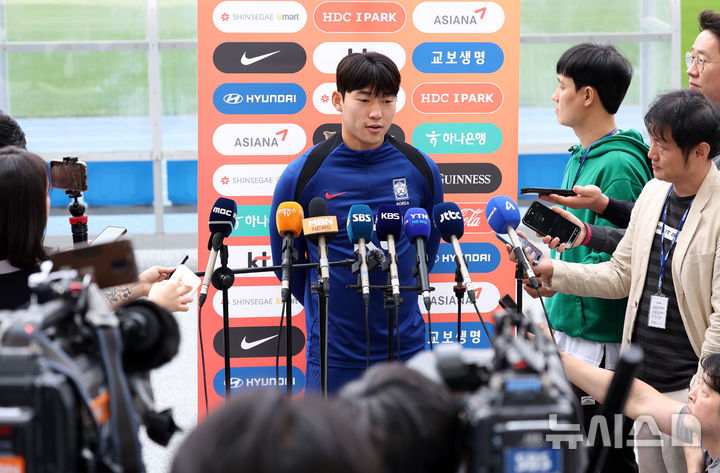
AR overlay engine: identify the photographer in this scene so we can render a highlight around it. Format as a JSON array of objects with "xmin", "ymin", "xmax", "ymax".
[
  {"xmin": 560, "ymin": 347, "xmax": 720, "ymax": 473},
  {"xmin": 0, "ymin": 146, "xmax": 193, "ymax": 311}
]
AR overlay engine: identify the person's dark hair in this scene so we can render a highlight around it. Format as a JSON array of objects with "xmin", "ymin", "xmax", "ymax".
[
  {"xmin": 336, "ymin": 52, "xmax": 400, "ymax": 98},
  {"xmin": 702, "ymin": 354, "xmax": 720, "ymax": 393},
  {"xmin": 0, "ymin": 115, "xmax": 26, "ymax": 149},
  {"xmin": 171, "ymin": 391, "xmax": 384, "ymax": 473},
  {"xmin": 556, "ymin": 43, "xmax": 633, "ymax": 114},
  {"xmin": 643, "ymin": 88, "xmax": 720, "ymax": 162},
  {"xmin": 337, "ymin": 363, "xmax": 461, "ymax": 473},
  {"xmin": 0, "ymin": 146, "xmax": 48, "ymax": 267},
  {"xmin": 699, "ymin": 10, "xmax": 720, "ymax": 48}
]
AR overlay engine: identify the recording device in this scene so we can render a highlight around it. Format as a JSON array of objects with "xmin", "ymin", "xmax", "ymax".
[
  {"xmin": 347, "ymin": 204, "xmax": 374, "ymax": 306},
  {"xmin": 303, "ymin": 197, "xmax": 338, "ymax": 283},
  {"xmin": 522, "ymin": 200, "xmax": 582, "ymax": 247},
  {"xmin": 90, "ymin": 225, "xmax": 127, "ymax": 245},
  {"xmin": 403, "ymin": 207, "xmax": 432, "ymax": 311},
  {"xmin": 432, "ymin": 202, "xmax": 475, "ymax": 303},
  {"xmin": 276, "ymin": 201, "xmax": 304, "ymax": 303},
  {"xmin": 199, "ymin": 197, "xmax": 237, "ymax": 308},
  {"xmin": 0, "ymin": 261, "xmax": 180, "ymax": 472},
  {"xmin": 520, "ymin": 187, "xmax": 577, "ymax": 197},
  {"xmin": 49, "ymin": 239, "xmax": 138, "ymax": 289},
  {"xmin": 52, "ymin": 157, "xmax": 90, "ymax": 245},
  {"xmin": 495, "ymin": 233, "xmax": 542, "ymax": 266},
  {"xmin": 431, "ymin": 309, "xmax": 587, "ymax": 473},
  {"xmin": 486, "ymin": 196, "xmax": 539, "ymax": 289},
  {"xmin": 50, "ymin": 158, "xmax": 88, "ymax": 192},
  {"xmin": 375, "ymin": 204, "xmax": 403, "ymax": 305}
]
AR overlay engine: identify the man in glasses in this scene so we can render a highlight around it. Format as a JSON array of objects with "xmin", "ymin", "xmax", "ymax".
[{"xmin": 687, "ymin": 10, "xmax": 720, "ymax": 107}]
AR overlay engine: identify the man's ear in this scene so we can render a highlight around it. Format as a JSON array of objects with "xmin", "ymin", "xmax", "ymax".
[
  {"xmin": 692, "ymin": 141, "xmax": 711, "ymax": 162},
  {"xmin": 331, "ymin": 91, "xmax": 343, "ymax": 112},
  {"xmin": 583, "ymin": 86, "xmax": 596, "ymax": 108}
]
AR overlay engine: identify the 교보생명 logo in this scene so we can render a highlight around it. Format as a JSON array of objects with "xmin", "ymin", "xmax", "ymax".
[
  {"xmin": 213, "ymin": 123, "xmax": 306, "ymax": 156},
  {"xmin": 213, "ymin": 42, "xmax": 307, "ymax": 73},
  {"xmin": 213, "ymin": 164, "xmax": 286, "ymax": 197},
  {"xmin": 213, "ymin": 1, "xmax": 307, "ymax": 33}
]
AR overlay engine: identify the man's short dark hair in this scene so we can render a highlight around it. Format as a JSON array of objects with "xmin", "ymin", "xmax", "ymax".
[
  {"xmin": 556, "ymin": 43, "xmax": 633, "ymax": 114},
  {"xmin": 337, "ymin": 363, "xmax": 461, "ymax": 473},
  {"xmin": 0, "ymin": 146, "xmax": 48, "ymax": 267},
  {"xmin": 171, "ymin": 391, "xmax": 383, "ymax": 473},
  {"xmin": 643, "ymin": 88, "xmax": 720, "ymax": 162},
  {"xmin": 0, "ymin": 114, "xmax": 26, "ymax": 149},
  {"xmin": 336, "ymin": 52, "xmax": 400, "ymax": 98},
  {"xmin": 699, "ymin": 9, "xmax": 720, "ymax": 49},
  {"xmin": 702, "ymin": 354, "xmax": 720, "ymax": 393}
]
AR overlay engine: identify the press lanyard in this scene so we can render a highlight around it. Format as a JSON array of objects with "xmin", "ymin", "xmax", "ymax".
[
  {"xmin": 567, "ymin": 128, "xmax": 618, "ymax": 190},
  {"xmin": 657, "ymin": 188, "xmax": 694, "ymax": 293}
]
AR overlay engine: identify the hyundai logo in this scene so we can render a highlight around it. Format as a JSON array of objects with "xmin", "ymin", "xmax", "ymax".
[{"xmin": 223, "ymin": 93, "xmax": 244, "ymax": 104}]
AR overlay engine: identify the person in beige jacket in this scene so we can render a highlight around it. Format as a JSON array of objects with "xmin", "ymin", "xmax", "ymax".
[{"xmin": 525, "ymin": 89, "xmax": 720, "ymax": 473}]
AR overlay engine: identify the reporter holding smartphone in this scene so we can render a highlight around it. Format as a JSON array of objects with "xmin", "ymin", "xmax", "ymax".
[
  {"xmin": 532, "ymin": 90, "xmax": 720, "ymax": 473},
  {"xmin": 0, "ymin": 145, "xmax": 193, "ymax": 312}
]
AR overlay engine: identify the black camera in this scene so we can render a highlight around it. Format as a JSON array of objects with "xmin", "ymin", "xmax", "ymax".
[
  {"xmin": 0, "ymin": 263, "xmax": 181, "ymax": 472},
  {"xmin": 435, "ymin": 310, "xmax": 588, "ymax": 473}
]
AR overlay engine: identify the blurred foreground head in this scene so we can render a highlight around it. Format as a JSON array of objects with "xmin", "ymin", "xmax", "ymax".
[
  {"xmin": 171, "ymin": 390, "xmax": 384, "ymax": 473},
  {"xmin": 338, "ymin": 362, "xmax": 462, "ymax": 473}
]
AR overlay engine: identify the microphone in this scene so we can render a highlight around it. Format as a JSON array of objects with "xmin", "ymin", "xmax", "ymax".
[
  {"xmin": 403, "ymin": 207, "xmax": 432, "ymax": 311},
  {"xmin": 347, "ymin": 204, "xmax": 374, "ymax": 306},
  {"xmin": 303, "ymin": 197, "xmax": 338, "ymax": 283},
  {"xmin": 199, "ymin": 197, "xmax": 237, "ymax": 307},
  {"xmin": 375, "ymin": 204, "xmax": 403, "ymax": 305},
  {"xmin": 276, "ymin": 201, "xmax": 304, "ymax": 302},
  {"xmin": 485, "ymin": 196, "xmax": 539, "ymax": 289},
  {"xmin": 432, "ymin": 202, "xmax": 476, "ymax": 303}
]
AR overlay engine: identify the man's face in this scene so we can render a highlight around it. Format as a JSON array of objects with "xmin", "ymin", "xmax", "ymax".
[
  {"xmin": 332, "ymin": 88, "xmax": 396, "ymax": 151},
  {"xmin": 551, "ymin": 74, "xmax": 586, "ymax": 128},
  {"xmin": 687, "ymin": 29, "xmax": 720, "ymax": 106},
  {"xmin": 687, "ymin": 375, "xmax": 720, "ymax": 436},
  {"xmin": 647, "ymin": 128, "xmax": 689, "ymax": 184}
]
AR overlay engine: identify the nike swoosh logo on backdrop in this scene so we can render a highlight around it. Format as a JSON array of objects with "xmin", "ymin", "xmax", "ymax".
[
  {"xmin": 325, "ymin": 191, "xmax": 347, "ymax": 199},
  {"xmin": 240, "ymin": 50, "xmax": 280, "ymax": 65},
  {"xmin": 240, "ymin": 334, "xmax": 279, "ymax": 350}
]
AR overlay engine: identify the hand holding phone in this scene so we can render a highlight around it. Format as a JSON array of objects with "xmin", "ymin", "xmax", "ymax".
[
  {"xmin": 522, "ymin": 201, "xmax": 582, "ymax": 247},
  {"xmin": 496, "ymin": 233, "xmax": 543, "ymax": 266},
  {"xmin": 520, "ymin": 187, "xmax": 577, "ymax": 197}
]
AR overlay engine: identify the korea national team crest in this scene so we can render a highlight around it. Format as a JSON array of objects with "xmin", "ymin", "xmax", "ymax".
[{"xmin": 393, "ymin": 177, "xmax": 409, "ymax": 205}]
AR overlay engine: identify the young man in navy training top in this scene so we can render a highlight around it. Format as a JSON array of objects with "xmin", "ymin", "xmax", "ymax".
[{"xmin": 270, "ymin": 52, "xmax": 443, "ymax": 393}]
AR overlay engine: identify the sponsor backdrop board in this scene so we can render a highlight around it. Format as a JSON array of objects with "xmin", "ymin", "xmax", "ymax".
[{"xmin": 199, "ymin": 0, "xmax": 520, "ymax": 411}]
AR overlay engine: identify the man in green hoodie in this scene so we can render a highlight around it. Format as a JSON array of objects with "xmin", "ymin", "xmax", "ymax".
[{"xmin": 546, "ymin": 43, "xmax": 653, "ymax": 472}]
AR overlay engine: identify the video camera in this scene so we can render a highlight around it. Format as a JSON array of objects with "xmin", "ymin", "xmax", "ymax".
[
  {"xmin": 433, "ymin": 309, "xmax": 588, "ymax": 473},
  {"xmin": 0, "ymin": 258, "xmax": 181, "ymax": 472}
]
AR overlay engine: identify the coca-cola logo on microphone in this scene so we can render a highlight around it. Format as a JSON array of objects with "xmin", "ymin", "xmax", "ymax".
[{"xmin": 457, "ymin": 202, "xmax": 492, "ymax": 234}]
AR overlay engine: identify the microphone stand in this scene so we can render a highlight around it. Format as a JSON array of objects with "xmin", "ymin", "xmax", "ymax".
[
  {"xmin": 280, "ymin": 238, "xmax": 298, "ymax": 397},
  {"xmin": 310, "ymin": 274, "xmax": 330, "ymax": 398},
  {"xmin": 453, "ymin": 266, "xmax": 465, "ymax": 343},
  {"xmin": 380, "ymin": 256, "xmax": 403, "ymax": 361},
  {"xmin": 514, "ymin": 260, "xmax": 524, "ymax": 316},
  {"xmin": 210, "ymin": 238, "xmax": 234, "ymax": 402},
  {"xmin": 67, "ymin": 189, "xmax": 88, "ymax": 246}
]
